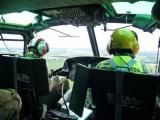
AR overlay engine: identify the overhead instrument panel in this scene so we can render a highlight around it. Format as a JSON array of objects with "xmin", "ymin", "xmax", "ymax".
[{"xmin": 42, "ymin": 4, "xmax": 108, "ymax": 26}]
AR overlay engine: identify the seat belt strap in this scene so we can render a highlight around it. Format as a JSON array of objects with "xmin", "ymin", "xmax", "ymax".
[
  {"xmin": 106, "ymin": 59, "xmax": 117, "ymax": 69},
  {"xmin": 115, "ymin": 71, "xmax": 125, "ymax": 120},
  {"xmin": 141, "ymin": 63, "xmax": 150, "ymax": 73},
  {"xmin": 12, "ymin": 57, "xmax": 18, "ymax": 91}
]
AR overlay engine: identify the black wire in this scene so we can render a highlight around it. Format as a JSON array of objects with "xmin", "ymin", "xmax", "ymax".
[
  {"xmin": 61, "ymin": 83, "xmax": 70, "ymax": 116},
  {"xmin": 155, "ymin": 37, "xmax": 160, "ymax": 73},
  {"xmin": 115, "ymin": 25, "xmax": 133, "ymax": 30},
  {"xmin": 48, "ymin": 27, "xmax": 72, "ymax": 37},
  {"xmin": 101, "ymin": 25, "xmax": 132, "ymax": 31},
  {"xmin": 0, "ymin": 34, "xmax": 11, "ymax": 53},
  {"xmin": 39, "ymin": 21, "xmax": 73, "ymax": 37},
  {"xmin": 155, "ymin": 48, "xmax": 160, "ymax": 73},
  {"xmin": 2, "ymin": 40, "xmax": 11, "ymax": 53},
  {"xmin": 1, "ymin": 16, "xmax": 6, "ymax": 24}
]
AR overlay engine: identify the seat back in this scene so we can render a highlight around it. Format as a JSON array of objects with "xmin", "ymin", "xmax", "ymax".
[
  {"xmin": 0, "ymin": 56, "xmax": 17, "ymax": 90},
  {"xmin": 91, "ymin": 69, "xmax": 159, "ymax": 120},
  {"xmin": 17, "ymin": 57, "xmax": 49, "ymax": 96},
  {"xmin": 69, "ymin": 64, "xmax": 159, "ymax": 119},
  {"xmin": 69, "ymin": 64, "xmax": 90, "ymax": 117},
  {"xmin": 17, "ymin": 57, "xmax": 49, "ymax": 118}
]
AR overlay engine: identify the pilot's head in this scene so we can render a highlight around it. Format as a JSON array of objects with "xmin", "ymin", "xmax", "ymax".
[
  {"xmin": 107, "ymin": 28, "xmax": 139, "ymax": 57},
  {"xmin": 26, "ymin": 37, "xmax": 49, "ymax": 58}
]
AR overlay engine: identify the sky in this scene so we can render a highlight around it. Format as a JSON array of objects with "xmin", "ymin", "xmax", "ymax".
[
  {"xmin": 95, "ymin": 23, "xmax": 160, "ymax": 52},
  {"xmin": 0, "ymin": 23, "xmax": 160, "ymax": 52},
  {"xmin": 36, "ymin": 23, "xmax": 160, "ymax": 52},
  {"xmin": 0, "ymin": 1, "xmax": 158, "ymax": 53}
]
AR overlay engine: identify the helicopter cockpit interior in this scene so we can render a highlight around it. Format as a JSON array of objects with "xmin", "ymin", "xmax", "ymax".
[{"xmin": 0, "ymin": 0, "xmax": 160, "ymax": 120}]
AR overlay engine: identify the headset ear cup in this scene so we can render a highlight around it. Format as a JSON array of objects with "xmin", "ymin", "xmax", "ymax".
[
  {"xmin": 131, "ymin": 30, "xmax": 139, "ymax": 55},
  {"xmin": 133, "ymin": 40, "xmax": 139, "ymax": 55},
  {"xmin": 39, "ymin": 42, "xmax": 49, "ymax": 56},
  {"xmin": 106, "ymin": 39, "xmax": 112, "ymax": 55},
  {"xmin": 46, "ymin": 43, "xmax": 49, "ymax": 52},
  {"xmin": 41, "ymin": 46, "xmax": 47, "ymax": 56}
]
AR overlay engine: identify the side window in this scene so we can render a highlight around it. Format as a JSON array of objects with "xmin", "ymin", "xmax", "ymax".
[
  {"xmin": 95, "ymin": 23, "xmax": 160, "ymax": 73},
  {"xmin": 34, "ymin": 25, "xmax": 93, "ymax": 70},
  {"xmin": 0, "ymin": 33, "xmax": 24, "ymax": 55}
]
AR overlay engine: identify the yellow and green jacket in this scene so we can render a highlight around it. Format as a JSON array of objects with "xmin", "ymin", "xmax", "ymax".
[{"xmin": 96, "ymin": 55, "xmax": 151, "ymax": 74}]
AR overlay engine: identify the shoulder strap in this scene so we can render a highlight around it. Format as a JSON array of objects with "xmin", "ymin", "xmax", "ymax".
[
  {"xmin": 106, "ymin": 57, "xmax": 136, "ymax": 70},
  {"xmin": 105, "ymin": 59, "xmax": 117, "ymax": 69},
  {"xmin": 115, "ymin": 71, "xmax": 125, "ymax": 120},
  {"xmin": 127, "ymin": 59, "xmax": 137, "ymax": 68},
  {"xmin": 12, "ymin": 57, "xmax": 18, "ymax": 91},
  {"xmin": 141, "ymin": 63, "xmax": 150, "ymax": 74}
]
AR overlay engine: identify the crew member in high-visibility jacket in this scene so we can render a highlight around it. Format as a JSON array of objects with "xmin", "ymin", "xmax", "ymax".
[{"xmin": 96, "ymin": 28, "xmax": 151, "ymax": 74}]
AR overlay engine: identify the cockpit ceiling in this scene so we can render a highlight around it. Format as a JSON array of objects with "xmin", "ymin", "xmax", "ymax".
[
  {"xmin": 0, "ymin": 0, "xmax": 108, "ymax": 14},
  {"xmin": 114, "ymin": 0, "xmax": 154, "ymax": 2},
  {"xmin": 0, "ymin": 0, "xmax": 155, "ymax": 14}
]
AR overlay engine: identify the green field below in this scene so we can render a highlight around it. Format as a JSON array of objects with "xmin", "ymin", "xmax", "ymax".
[
  {"xmin": 46, "ymin": 59, "xmax": 65, "ymax": 71},
  {"xmin": 46, "ymin": 59, "xmax": 74, "ymax": 88}
]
